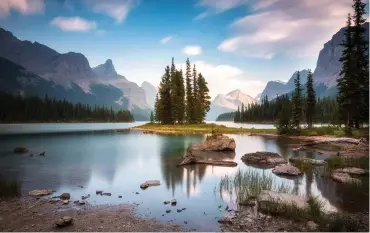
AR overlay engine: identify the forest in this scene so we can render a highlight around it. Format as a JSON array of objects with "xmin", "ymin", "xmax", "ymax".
[
  {"xmin": 0, "ymin": 91, "xmax": 134, "ymax": 123},
  {"xmin": 154, "ymin": 58, "xmax": 211, "ymax": 124}
]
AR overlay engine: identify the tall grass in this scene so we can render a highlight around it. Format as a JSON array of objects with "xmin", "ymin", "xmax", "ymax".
[
  {"xmin": 0, "ymin": 175, "xmax": 20, "ymax": 198},
  {"xmin": 219, "ymin": 170, "xmax": 293, "ymax": 204},
  {"xmin": 325, "ymin": 155, "xmax": 369, "ymax": 171}
]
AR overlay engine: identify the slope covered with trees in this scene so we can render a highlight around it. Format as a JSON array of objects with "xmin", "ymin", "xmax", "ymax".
[{"xmin": 0, "ymin": 91, "xmax": 134, "ymax": 123}]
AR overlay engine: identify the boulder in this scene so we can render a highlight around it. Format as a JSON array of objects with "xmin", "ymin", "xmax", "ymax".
[
  {"xmin": 13, "ymin": 147, "xmax": 29, "ymax": 153},
  {"xmin": 189, "ymin": 136, "xmax": 236, "ymax": 151},
  {"xmin": 334, "ymin": 167, "xmax": 368, "ymax": 176},
  {"xmin": 28, "ymin": 189, "xmax": 52, "ymax": 197},
  {"xmin": 140, "ymin": 180, "xmax": 161, "ymax": 189},
  {"xmin": 171, "ymin": 199, "xmax": 177, "ymax": 205},
  {"xmin": 257, "ymin": 190, "xmax": 308, "ymax": 213},
  {"xmin": 306, "ymin": 221, "xmax": 319, "ymax": 231},
  {"xmin": 331, "ymin": 172, "xmax": 361, "ymax": 184},
  {"xmin": 241, "ymin": 152, "xmax": 287, "ymax": 168},
  {"xmin": 289, "ymin": 157, "xmax": 326, "ymax": 165},
  {"xmin": 59, "ymin": 193, "xmax": 70, "ymax": 200},
  {"xmin": 62, "ymin": 200, "xmax": 69, "ymax": 205},
  {"xmin": 272, "ymin": 164, "xmax": 302, "ymax": 176},
  {"xmin": 55, "ymin": 216, "xmax": 73, "ymax": 227}
]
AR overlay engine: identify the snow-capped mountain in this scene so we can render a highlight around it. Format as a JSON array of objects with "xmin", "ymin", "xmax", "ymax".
[{"xmin": 206, "ymin": 89, "xmax": 256, "ymax": 120}]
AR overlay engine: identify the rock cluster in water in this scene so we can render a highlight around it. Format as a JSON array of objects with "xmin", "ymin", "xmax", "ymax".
[
  {"xmin": 272, "ymin": 164, "xmax": 302, "ymax": 176},
  {"xmin": 241, "ymin": 152, "xmax": 287, "ymax": 168}
]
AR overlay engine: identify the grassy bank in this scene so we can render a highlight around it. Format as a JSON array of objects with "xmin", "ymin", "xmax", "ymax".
[
  {"xmin": 132, "ymin": 123, "xmax": 277, "ymax": 135},
  {"xmin": 287, "ymin": 126, "xmax": 369, "ymax": 138}
]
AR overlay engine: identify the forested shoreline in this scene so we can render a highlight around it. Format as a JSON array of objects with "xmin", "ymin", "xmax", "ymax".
[{"xmin": 0, "ymin": 91, "xmax": 134, "ymax": 123}]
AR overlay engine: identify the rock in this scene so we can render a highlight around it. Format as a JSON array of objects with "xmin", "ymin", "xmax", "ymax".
[
  {"xmin": 163, "ymin": 200, "xmax": 170, "ymax": 205},
  {"xmin": 166, "ymin": 210, "xmax": 171, "ymax": 213},
  {"xmin": 184, "ymin": 221, "xmax": 187, "ymax": 224},
  {"xmin": 171, "ymin": 199, "xmax": 177, "ymax": 205},
  {"xmin": 59, "ymin": 193, "xmax": 71, "ymax": 200},
  {"xmin": 135, "ymin": 192, "xmax": 139, "ymax": 195},
  {"xmin": 96, "ymin": 190, "xmax": 103, "ymax": 195},
  {"xmin": 118, "ymin": 195, "xmax": 122, "ymax": 198},
  {"xmin": 79, "ymin": 201, "xmax": 85, "ymax": 205},
  {"xmin": 177, "ymin": 209, "xmax": 182, "ymax": 213},
  {"xmin": 289, "ymin": 157, "xmax": 326, "ymax": 165},
  {"xmin": 241, "ymin": 152, "xmax": 287, "ymax": 168},
  {"xmin": 28, "ymin": 189, "xmax": 50, "ymax": 197},
  {"xmin": 334, "ymin": 167, "xmax": 368, "ymax": 176},
  {"xmin": 331, "ymin": 172, "xmax": 361, "ymax": 184},
  {"xmin": 140, "ymin": 180, "xmax": 161, "ymax": 189},
  {"xmin": 13, "ymin": 147, "xmax": 29, "ymax": 153},
  {"xmin": 306, "ymin": 221, "xmax": 319, "ymax": 231},
  {"xmin": 102, "ymin": 192, "xmax": 111, "ymax": 196},
  {"xmin": 81, "ymin": 194, "xmax": 90, "ymax": 200},
  {"xmin": 272, "ymin": 164, "xmax": 302, "ymax": 176},
  {"xmin": 218, "ymin": 213, "xmax": 236, "ymax": 224},
  {"xmin": 29, "ymin": 154, "xmax": 33, "ymax": 157},
  {"xmin": 62, "ymin": 200, "xmax": 69, "ymax": 205},
  {"xmin": 182, "ymin": 208, "xmax": 186, "ymax": 211},
  {"xmin": 73, "ymin": 200, "xmax": 79, "ymax": 204},
  {"xmin": 77, "ymin": 185, "xmax": 84, "ymax": 188},
  {"xmin": 55, "ymin": 216, "xmax": 73, "ymax": 227},
  {"xmin": 39, "ymin": 152, "xmax": 45, "ymax": 156},
  {"xmin": 239, "ymin": 199, "xmax": 256, "ymax": 206},
  {"xmin": 189, "ymin": 135, "xmax": 236, "ymax": 151},
  {"xmin": 257, "ymin": 190, "xmax": 308, "ymax": 213}
]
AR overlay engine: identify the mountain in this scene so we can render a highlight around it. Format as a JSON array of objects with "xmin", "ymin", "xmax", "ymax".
[
  {"xmin": 141, "ymin": 81, "xmax": 157, "ymax": 108},
  {"xmin": 313, "ymin": 22, "xmax": 369, "ymax": 87},
  {"xmin": 206, "ymin": 89, "xmax": 255, "ymax": 120},
  {"xmin": 0, "ymin": 27, "xmax": 152, "ymax": 120}
]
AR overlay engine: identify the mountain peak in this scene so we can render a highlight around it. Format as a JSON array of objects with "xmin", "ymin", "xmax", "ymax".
[{"xmin": 93, "ymin": 59, "xmax": 117, "ymax": 79}]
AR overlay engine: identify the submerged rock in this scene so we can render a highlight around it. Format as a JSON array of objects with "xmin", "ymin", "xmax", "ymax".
[
  {"xmin": 59, "ymin": 193, "xmax": 71, "ymax": 200},
  {"xmin": 257, "ymin": 190, "xmax": 308, "ymax": 213},
  {"xmin": 39, "ymin": 152, "xmax": 46, "ymax": 156},
  {"xmin": 241, "ymin": 152, "xmax": 287, "ymax": 168},
  {"xmin": 334, "ymin": 167, "xmax": 368, "ymax": 176},
  {"xmin": 13, "ymin": 147, "xmax": 29, "ymax": 153},
  {"xmin": 163, "ymin": 200, "xmax": 170, "ymax": 205},
  {"xmin": 81, "ymin": 194, "xmax": 90, "ymax": 200},
  {"xmin": 96, "ymin": 190, "xmax": 103, "ymax": 195},
  {"xmin": 55, "ymin": 216, "xmax": 73, "ymax": 227},
  {"xmin": 331, "ymin": 172, "xmax": 361, "ymax": 184},
  {"xmin": 166, "ymin": 210, "xmax": 171, "ymax": 213},
  {"xmin": 102, "ymin": 192, "xmax": 111, "ymax": 196},
  {"xmin": 289, "ymin": 157, "xmax": 326, "ymax": 165},
  {"xmin": 140, "ymin": 180, "xmax": 161, "ymax": 189},
  {"xmin": 171, "ymin": 199, "xmax": 177, "ymax": 205},
  {"xmin": 272, "ymin": 164, "xmax": 302, "ymax": 176}
]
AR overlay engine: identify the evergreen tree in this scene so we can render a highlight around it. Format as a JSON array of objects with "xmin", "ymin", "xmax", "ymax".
[
  {"xmin": 291, "ymin": 71, "xmax": 302, "ymax": 129},
  {"xmin": 192, "ymin": 64, "xmax": 200, "ymax": 122},
  {"xmin": 154, "ymin": 93, "xmax": 160, "ymax": 122},
  {"xmin": 275, "ymin": 101, "xmax": 292, "ymax": 134},
  {"xmin": 185, "ymin": 58, "xmax": 193, "ymax": 123},
  {"xmin": 305, "ymin": 69, "xmax": 316, "ymax": 128},
  {"xmin": 170, "ymin": 57, "xmax": 177, "ymax": 123},
  {"xmin": 197, "ymin": 72, "xmax": 211, "ymax": 122},
  {"xmin": 158, "ymin": 66, "xmax": 172, "ymax": 124},
  {"xmin": 234, "ymin": 106, "xmax": 240, "ymax": 122},
  {"xmin": 174, "ymin": 70, "xmax": 185, "ymax": 123},
  {"xmin": 352, "ymin": 0, "xmax": 369, "ymax": 127},
  {"xmin": 150, "ymin": 111, "xmax": 154, "ymax": 123}
]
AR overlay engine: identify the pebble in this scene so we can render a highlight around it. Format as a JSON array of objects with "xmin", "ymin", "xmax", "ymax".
[
  {"xmin": 163, "ymin": 200, "xmax": 170, "ymax": 205},
  {"xmin": 184, "ymin": 221, "xmax": 188, "ymax": 224},
  {"xmin": 166, "ymin": 210, "xmax": 171, "ymax": 213},
  {"xmin": 177, "ymin": 209, "xmax": 182, "ymax": 213},
  {"xmin": 118, "ymin": 195, "xmax": 122, "ymax": 198},
  {"xmin": 135, "ymin": 192, "xmax": 139, "ymax": 195}
]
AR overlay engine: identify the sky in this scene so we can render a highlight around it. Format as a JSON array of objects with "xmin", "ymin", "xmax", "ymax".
[{"xmin": 0, "ymin": 0, "xmax": 357, "ymax": 99}]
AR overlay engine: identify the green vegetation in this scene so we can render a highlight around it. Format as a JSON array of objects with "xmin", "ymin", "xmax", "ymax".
[
  {"xmin": 0, "ymin": 91, "xmax": 134, "ymax": 123},
  {"xmin": 291, "ymin": 70, "xmax": 303, "ymax": 129},
  {"xmin": 219, "ymin": 170, "xmax": 294, "ymax": 204},
  {"xmin": 289, "ymin": 126, "xmax": 369, "ymax": 138},
  {"xmin": 205, "ymin": 125, "xmax": 223, "ymax": 141},
  {"xmin": 337, "ymin": 0, "xmax": 369, "ymax": 130},
  {"xmin": 135, "ymin": 123, "xmax": 277, "ymax": 135},
  {"xmin": 216, "ymin": 111, "xmax": 235, "ymax": 121},
  {"xmin": 0, "ymin": 175, "xmax": 20, "ymax": 198},
  {"xmin": 155, "ymin": 58, "xmax": 210, "ymax": 124},
  {"xmin": 306, "ymin": 69, "xmax": 316, "ymax": 129},
  {"xmin": 325, "ymin": 155, "xmax": 369, "ymax": 171}
]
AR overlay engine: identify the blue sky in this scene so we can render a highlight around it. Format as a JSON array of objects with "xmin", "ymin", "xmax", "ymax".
[{"xmin": 0, "ymin": 0, "xmax": 355, "ymax": 98}]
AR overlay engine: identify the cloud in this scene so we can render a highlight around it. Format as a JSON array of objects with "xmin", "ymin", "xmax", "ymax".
[
  {"xmin": 217, "ymin": 0, "xmax": 353, "ymax": 59},
  {"xmin": 183, "ymin": 46, "xmax": 202, "ymax": 56},
  {"xmin": 194, "ymin": 0, "xmax": 247, "ymax": 20},
  {"xmin": 50, "ymin": 17, "xmax": 97, "ymax": 32},
  {"xmin": 176, "ymin": 60, "xmax": 265, "ymax": 98},
  {"xmin": 160, "ymin": 36, "xmax": 172, "ymax": 44},
  {"xmin": 0, "ymin": 0, "xmax": 44, "ymax": 17},
  {"xmin": 85, "ymin": 0, "xmax": 138, "ymax": 23}
]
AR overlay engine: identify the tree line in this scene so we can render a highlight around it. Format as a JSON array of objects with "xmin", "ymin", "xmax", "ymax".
[
  {"xmin": 0, "ymin": 91, "xmax": 134, "ymax": 122},
  {"xmin": 337, "ymin": 0, "xmax": 369, "ymax": 130},
  {"xmin": 153, "ymin": 58, "xmax": 211, "ymax": 124}
]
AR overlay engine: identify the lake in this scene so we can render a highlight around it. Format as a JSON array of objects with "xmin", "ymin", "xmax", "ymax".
[{"xmin": 0, "ymin": 123, "xmax": 368, "ymax": 231}]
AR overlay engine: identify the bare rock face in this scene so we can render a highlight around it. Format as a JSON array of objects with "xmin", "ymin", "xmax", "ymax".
[
  {"xmin": 140, "ymin": 180, "xmax": 160, "ymax": 189},
  {"xmin": 334, "ymin": 167, "xmax": 368, "ymax": 176},
  {"xmin": 241, "ymin": 152, "xmax": 287, "ymax": 168},
  {"xmin": 272, "ymin": 164, "xmax": 302, "ymax": 176},
  {"xmin": 331, "ymin": 172, "xmax": 361, "ymax": 184},
  {"xmin": 257, "ymin": 190, "xmax": 308, "ymax": 213}
]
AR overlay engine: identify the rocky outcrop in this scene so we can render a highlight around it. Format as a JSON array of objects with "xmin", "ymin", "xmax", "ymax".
[
  {"xmin": 178, "ymin": 136, "xmax": 237, "ymax": 167},
  {"xmin": 331, "ymin": 172, "xmax": 361, "ymax": 184},
  {"xmin": 140, "ymin": 180, "xmax": 160, "ymax": 189},
  {"xmin": 272, "ymin": 164, "xmax": 302, "ymax": 176},
  {"xmin": 257, "ymin": 190, "xmax": 308, "ymax": 213},
  {"xmin": 289, "ymin": 157, "xmax": 326, "ymax": 165},
  {"xmin": 241, "ymin": 152, "xmax": 287, "ymax": 168}
]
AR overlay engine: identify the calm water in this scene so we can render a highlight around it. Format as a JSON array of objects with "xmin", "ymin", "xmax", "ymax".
[{"xmin": 0, "ymin": 123, "xmax": 368, "ymax": 231}]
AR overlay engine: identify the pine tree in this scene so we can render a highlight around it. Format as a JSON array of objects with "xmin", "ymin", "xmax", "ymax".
[
  {"xmin": 170, "ymin": 57, "xmax": 178, "ymax": 123},
  {"xmin": 352, "ymin": 0, "xmax": 369, "ymax": 127},
  {"xmin": 158, "ymin": 66, "xmax": 172, "ymax": 124},
  {"xmin": 197, "ymin": 72, "xmax": 211, "ymax": 122},
  {"xmin": 234, "ymin": 106, "xmax": 240, "ymax": 122},
  {"xmin": 292, "ymin": 71, "xmax": 302, "ymax": 129},
  {"xmin": 154, "ymin": 93, "xmax": 160, "ymax": 122},
  {"xmin": 185, "ymin": 58, "xmax": 193, "ymax": 123},
  {"xmin": 306, "ymin": 69, "xmax": 316, "ymax": 128},
  {"xmin": 175, "ymin": 70, "xmax": 185, "ymax": 124},
  {"xmin": 150, "ymin": 111, "xmax": 154, "ymax": 123},
  {"xmin": 192, "ymin": 64, "xmax": 200, "ymax": 123}
]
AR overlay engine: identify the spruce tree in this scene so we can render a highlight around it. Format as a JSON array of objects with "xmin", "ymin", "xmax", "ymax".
[
  {"xmin": 150, "ymin": 111, "xmax": 154, "ymax": 123},
  {"xmin": 158, "ymin": 66, "xmax": 172, "ymax": 124},
  {"xmin": 306, "ymin": 69, "xmax": 316, "ymax": 128},
  {"xmin": 185, "ymin": 58, "xmax": 193, "ymax": 123},
  {"xmin": 154, "ymin": 93, "xmax": 160, "ymax": 122},
  {"xmin": 170, "ymin": 57, "xmax": 178, "ymax": 123},
  {"xmin": 192, "ymin": 64, "xmax": 200, "ymax": 123},
  {"xmin": 292, "ymin": 71, "xmax": 302, "ymax": 129},
  {"xmin": 352, "ymin": 0, "xmax": 369, "ymax": 127},
  {"xmin": 338, "ymin": 13, "xmax": 355, "ymax": 129},
  {"xmin": 234, "ymin": 106, "xmax": 240, "ymax": 122},
  {"xmin": 197, "ymin": 72, "xmax": 211, "ymax": 122}
]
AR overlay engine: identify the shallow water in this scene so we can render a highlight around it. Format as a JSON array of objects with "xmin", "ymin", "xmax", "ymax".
[{"xmin": 0, "ymin": 123, "xmax": 368, "ymax": 231}]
